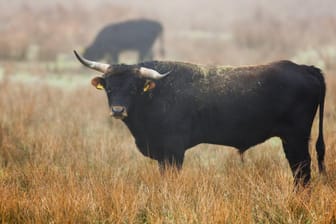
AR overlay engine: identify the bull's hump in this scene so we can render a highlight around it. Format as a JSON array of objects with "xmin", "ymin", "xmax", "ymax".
[
  {"xmin": 153, "ymin": 61, "xmax": 235, "ymax": 77},
  {"xmin": 150, "ymin": 61, "xmax": 272, "ymax": 79}
]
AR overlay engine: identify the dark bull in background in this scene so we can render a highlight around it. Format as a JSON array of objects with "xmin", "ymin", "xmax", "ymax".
[
  {"xmin": 83, "ymin": 19, "xmax": 164, "ymax": 63},
  {"xmin": 74, "ymin": 50, "xmax": 326, "ymax": 186}
]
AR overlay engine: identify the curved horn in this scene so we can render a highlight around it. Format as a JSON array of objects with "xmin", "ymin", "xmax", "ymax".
[
  {"xmin": 73, "ymin": 50, "xmax": 110, "ymax": 73},
  {"xmin": 139, "ymin": 67, "xmax": 171, "ymax": 80}
]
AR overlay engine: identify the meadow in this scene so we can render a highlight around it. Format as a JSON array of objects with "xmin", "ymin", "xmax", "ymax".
[
  {"xmin": 0, "ymin": 59, "xmax": 336, "ymax": 224},
  {"xmin": 1, "ymin": 1, "xmax": 336, "ymax": 223}
]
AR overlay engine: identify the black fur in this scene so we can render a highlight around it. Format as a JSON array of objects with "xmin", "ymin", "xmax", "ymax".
[{"xmin": 98, "ymin": 60, "xmax": 326, "ymax": 185}]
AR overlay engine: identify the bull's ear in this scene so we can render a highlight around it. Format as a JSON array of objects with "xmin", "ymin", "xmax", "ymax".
[
  {"xmin": 91, "ymin": 77, "xmax": 105, "ymax": 90},
  {"xmin": 143, "ymin": 80, "xmax": 156, "ymax": 92}
]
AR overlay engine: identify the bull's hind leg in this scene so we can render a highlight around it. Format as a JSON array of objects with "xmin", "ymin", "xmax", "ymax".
[{"xmin": 281, "ymin": 135, "xmax": 311, "ymax": 186}]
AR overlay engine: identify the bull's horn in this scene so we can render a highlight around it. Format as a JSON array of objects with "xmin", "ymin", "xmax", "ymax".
[
  {"xmin": 139, "ymin": 67, "xmax": 171, "ymax": 80},
  {"xmin": 73, "ymin": 50, "xmax": 110, "ymax": 73}
]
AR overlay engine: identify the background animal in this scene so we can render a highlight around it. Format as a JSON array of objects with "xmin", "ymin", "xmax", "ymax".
[
  {"xmin": 74, "ymin": 50, "xmax": 326, "ymax": 186},
  {"xmin": 83, "ymin": 19, "xmax": 164, "ymax": 63}
]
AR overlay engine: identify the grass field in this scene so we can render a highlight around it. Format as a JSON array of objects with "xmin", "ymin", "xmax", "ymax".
[
  {"xmin": 0, "ymin": 64, "xmax": 335, "ymax": 223},
  {"xmin": 1, "ymin": 0, "xmax": 336, "ymax": 223}
]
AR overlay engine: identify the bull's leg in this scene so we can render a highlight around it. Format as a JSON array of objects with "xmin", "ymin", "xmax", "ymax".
[
  {"xmin": 138, "ymin": 49, "xmax": 144, "ymax": 62},
  {"xmin": 138, "ymin": 48, "xmax": 152, "ymax": 62},
  {"xmin": 156, "ymin": 135, "xmax": 186, "ymax": 174},
  {"xmin": 158, "ymin": 153, "xmax": 184, "ymax": 174},
  {"xmin": 110, "ymin": 51, "xmax": 119, "ymax": 64},
  {"xmin": 281, "ymin": 136, "xmax": 311, "ymax": 186},
  {"xmin": 146, "ymin": 50, "xmax": 154, "ymax": 61}
]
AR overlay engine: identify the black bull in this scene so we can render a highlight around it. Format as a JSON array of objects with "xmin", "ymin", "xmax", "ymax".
[
  {"xmin": 74, "ymin": 51, "xmax": 326, "ymax": 185},
  {"xmin": 83, "ymin": 19, "xmax": 164, "ymax": 63}
]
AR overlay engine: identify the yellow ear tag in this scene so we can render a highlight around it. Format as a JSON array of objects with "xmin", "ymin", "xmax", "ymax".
[
  {"xmin": 143, "ymin": 83, "xmax": 150, "ymax": 92},
  {"xmin": 96, "ymin": 83, "xmax": 104, "ymax": 90},
  {"xmin": 143, "ymin": 81, "xmax": 156, "ymax": 92}
]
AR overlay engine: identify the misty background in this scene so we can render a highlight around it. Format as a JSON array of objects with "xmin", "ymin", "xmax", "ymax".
[{"xmin": 1, "ymin": 0, "xmax": 336, "ymax": 70}]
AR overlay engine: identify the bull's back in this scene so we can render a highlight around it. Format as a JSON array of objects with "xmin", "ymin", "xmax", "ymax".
[{"xmin": 188, "ymin": 61, "xmax": 323, "ymax": 149}]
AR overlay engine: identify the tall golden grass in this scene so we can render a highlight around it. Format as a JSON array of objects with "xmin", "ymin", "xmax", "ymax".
[
  {"xmin": 0, "ymin": 68, "xmax": 335, "ymax": 223},
  {"xmin": 1, "ymin": 1, "xmax": 336, "ymax": 223}
]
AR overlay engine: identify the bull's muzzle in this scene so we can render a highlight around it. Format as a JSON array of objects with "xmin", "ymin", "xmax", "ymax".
[{"xmin": 110, "ymin": 106, "xmax": 128, "ymax": 119}]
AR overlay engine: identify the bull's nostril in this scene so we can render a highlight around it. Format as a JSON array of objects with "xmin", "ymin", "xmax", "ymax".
[
  {"xmin": 112, "ymin": 106, "xmax": 125, "ymax": 113},
  {"xmin": 110, "ymin": 106, "xmax": 127, "ymax": 119}
]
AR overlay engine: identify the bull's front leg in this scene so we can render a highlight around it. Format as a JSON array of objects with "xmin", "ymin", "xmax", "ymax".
[
  {"xmin": 156, "ymin": 135, "xmax": 186, "ymax": 174},
  {"xmin": 158, "ymin": 152, "xmax": 185, "ymax": 174}
]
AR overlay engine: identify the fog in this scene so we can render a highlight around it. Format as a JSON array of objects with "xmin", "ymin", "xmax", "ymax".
[{"xmin": 1, "ymin": 0, "xmax": 336, "ymax": 67}]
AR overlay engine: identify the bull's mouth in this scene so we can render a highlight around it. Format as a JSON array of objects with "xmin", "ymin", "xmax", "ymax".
[
  {"xmin": 113, "ymin": 115, "xmax": 127, "ymax": 120},
  {"xmin": 110, "ymin": 112, "xmax": 128, "ymax": 120}
]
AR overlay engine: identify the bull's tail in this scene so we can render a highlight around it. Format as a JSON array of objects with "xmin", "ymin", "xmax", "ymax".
[
  {"xmin": 307, "ymin": 66, "xmax": 326, "ymax": 173},
  {"xmin": 316, "ymin": 72, "xmax": 326, "ymax": 173}
]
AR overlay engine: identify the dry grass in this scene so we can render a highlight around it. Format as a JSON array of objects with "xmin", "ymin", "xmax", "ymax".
[
  {"xmin": 1, "ymin": 1, "xmax": 336, "ymax": 223},
  {"xmin": 0, "ymin": 68, "xmax": 335, "ymax": 223}
]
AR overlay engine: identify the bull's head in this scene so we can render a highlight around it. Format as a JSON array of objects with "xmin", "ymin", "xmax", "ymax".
[{"xmin": 74, "ymin": 50, "xmax": 170, "ymax": 120}]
